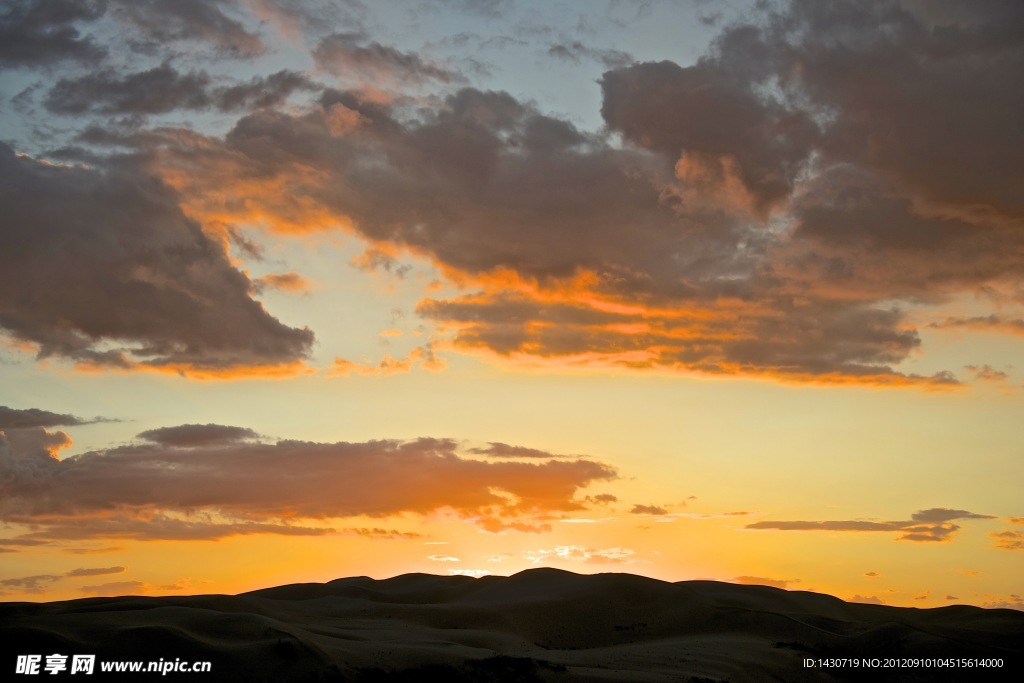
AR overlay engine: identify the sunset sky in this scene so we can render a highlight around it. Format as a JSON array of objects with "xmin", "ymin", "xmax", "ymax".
[{"xmin": 1, "ymin": 0, "xmax": 1022, "ymax": 610}]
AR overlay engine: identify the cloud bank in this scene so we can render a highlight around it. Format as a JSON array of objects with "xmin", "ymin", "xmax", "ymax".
[
  {"xmin": 0, "ymin": 424, "xmax": 617, "ymax": 543},
  {"xmin": 2, "ymin": 1, "xmax": 1021, "ymax": 385}
]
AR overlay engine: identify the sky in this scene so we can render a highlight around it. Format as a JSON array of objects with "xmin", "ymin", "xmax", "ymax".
[{"xmin": 0, "ymin": 0, "xmax": 1022, "ymax": 610}]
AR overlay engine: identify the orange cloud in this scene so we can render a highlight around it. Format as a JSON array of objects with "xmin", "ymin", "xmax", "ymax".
[
  {"xmin": 253, "ymin": 272, "xmax": 312, "ymax": 294},
  {"xmin": 328, "ymin": 343, "xmax": 446, "ymax": 377},
  {"xmin": 1, "ymin": 428, "xmax": 617, "ymax": 543},
  {"xmin": 418, "ymin": 293, "xmax": 960, "ymax": 388},
  {"xmin": 990, "ymin": 530, "xmax": 1024, "ymax": 551},
  {"xmin": 74, "ymin": 359, "xmax": 315, "ymax": 381}
]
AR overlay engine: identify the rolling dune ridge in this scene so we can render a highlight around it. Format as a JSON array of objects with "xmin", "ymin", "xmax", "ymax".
[{"xmin": 3, "ymin": 568, "xmax": 1022, "ymax": 681}]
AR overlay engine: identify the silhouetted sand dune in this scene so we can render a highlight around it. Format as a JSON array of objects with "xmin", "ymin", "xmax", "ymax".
[{"xmin": 3, "ymin": 569, "xmax": 1021, "ymax": 681}]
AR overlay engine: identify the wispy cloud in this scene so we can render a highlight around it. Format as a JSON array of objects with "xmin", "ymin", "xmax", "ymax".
[
  {"xmin": 989, "ymin": 530, "xmax": 1024, "ymax": 551},
  {"xmin": 0, "ymin": 406, "xmax": 101, "ymax": 429},
  {"xmin": 313, "ymin": 32, "xmax": 461, "ymax": 85},
  {"xmin": 747, "ymin": 508, "xmax": 995, "ymax": 543},
  {"xmin": 1, "ymin": 565, "xmax": 126, "ymax": 595},
  {"xmin": 136, "ymin": 423, "xmax": 260, "ymax": 447},
  {"xmin": 523, "ymin": 545, "xmax": 636, "ymax": 565},
  {"xmin": 329, "ymin": 343, "xmax": 446, "ymax": 377}
]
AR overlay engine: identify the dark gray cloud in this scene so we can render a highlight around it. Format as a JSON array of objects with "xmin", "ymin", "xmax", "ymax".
[
  {"xmin": 0, "ymin": 428, "xmax": 616, "ymax": 540},
  {"xmin": 778, "ymin": 168, "xmax": 1024, "ymax": 304},
  {"xmin": 0, "ymin": 406, "xmax": 86, "ymax": 430},
  {"xmin": 214, "ymin": 70, "xmax": 319, "ymax": 111},
  {"xmin": 699, "ymin": 1, "xmax": 1024, "ymax": 305},
  {"xmin": 631, "ymin": 504, "xmax": 668, "ymax": 515},
  {"xmin": 44, "ymin": 66, "xmax": 318, "ymax": 116},
  {"xmin": 0, "ymin": 0, "xmax": 370, "ymax": 68},
  {"xmin": 19, "ymin": 516, "xmax": 337, "ymax": 543},
  {"xmin": 136, "ymin": 424, "xmax": 260, "ymax": 447},
  {"xmin": 313, "ymin": 32, "xmax": 461, "ymax": 84},
  {"xmin": 168, "ymin": 86, "xmax": 670, "ymax": 282},
  {"xmin": 782, "ymin": 0, "xmax": 1023, "ymax": 209},
  {"xmin": 780, "ymin": 0, "xmax": 1024, "ymax": 216},
  {"xmin": 0, "ymin": 0, "xmax": 107, "ymax": 66},
  {"xmin": 1, "ymin": 428, "xmax": 72, "ymax": 463},
  {"xmin": 600, "ymin": 58, "xmax": 821, "ymax": 214},
  {"xmin": 909, "ymin": 508, "xmax": 993, "ymax": 523},
  {"xmin": 586, "ymin": 493, "xmax": 618, "ymax": 505},
  {"xmin": 44, "ymin": 65, "xmax": 211, "ymax": 115},
  {"xmin": 109, "ymin": 0, "xmax": 264, "ymax": 58},
  {"xmin": 747, "ymin": 507, "xmax": 996, "ymax": 543},
  {"xmin": 64, "ymin": 566, "xmax": 125, "ymax": 577},
  {"xmin": 0, "ymin": 143, "xmax": 313, "ymax": 374}
]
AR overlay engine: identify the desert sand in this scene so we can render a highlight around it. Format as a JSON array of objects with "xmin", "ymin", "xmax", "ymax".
[{"xmin": 3, "ymin": 568, "xmax": 1021, "ymax": 681}]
